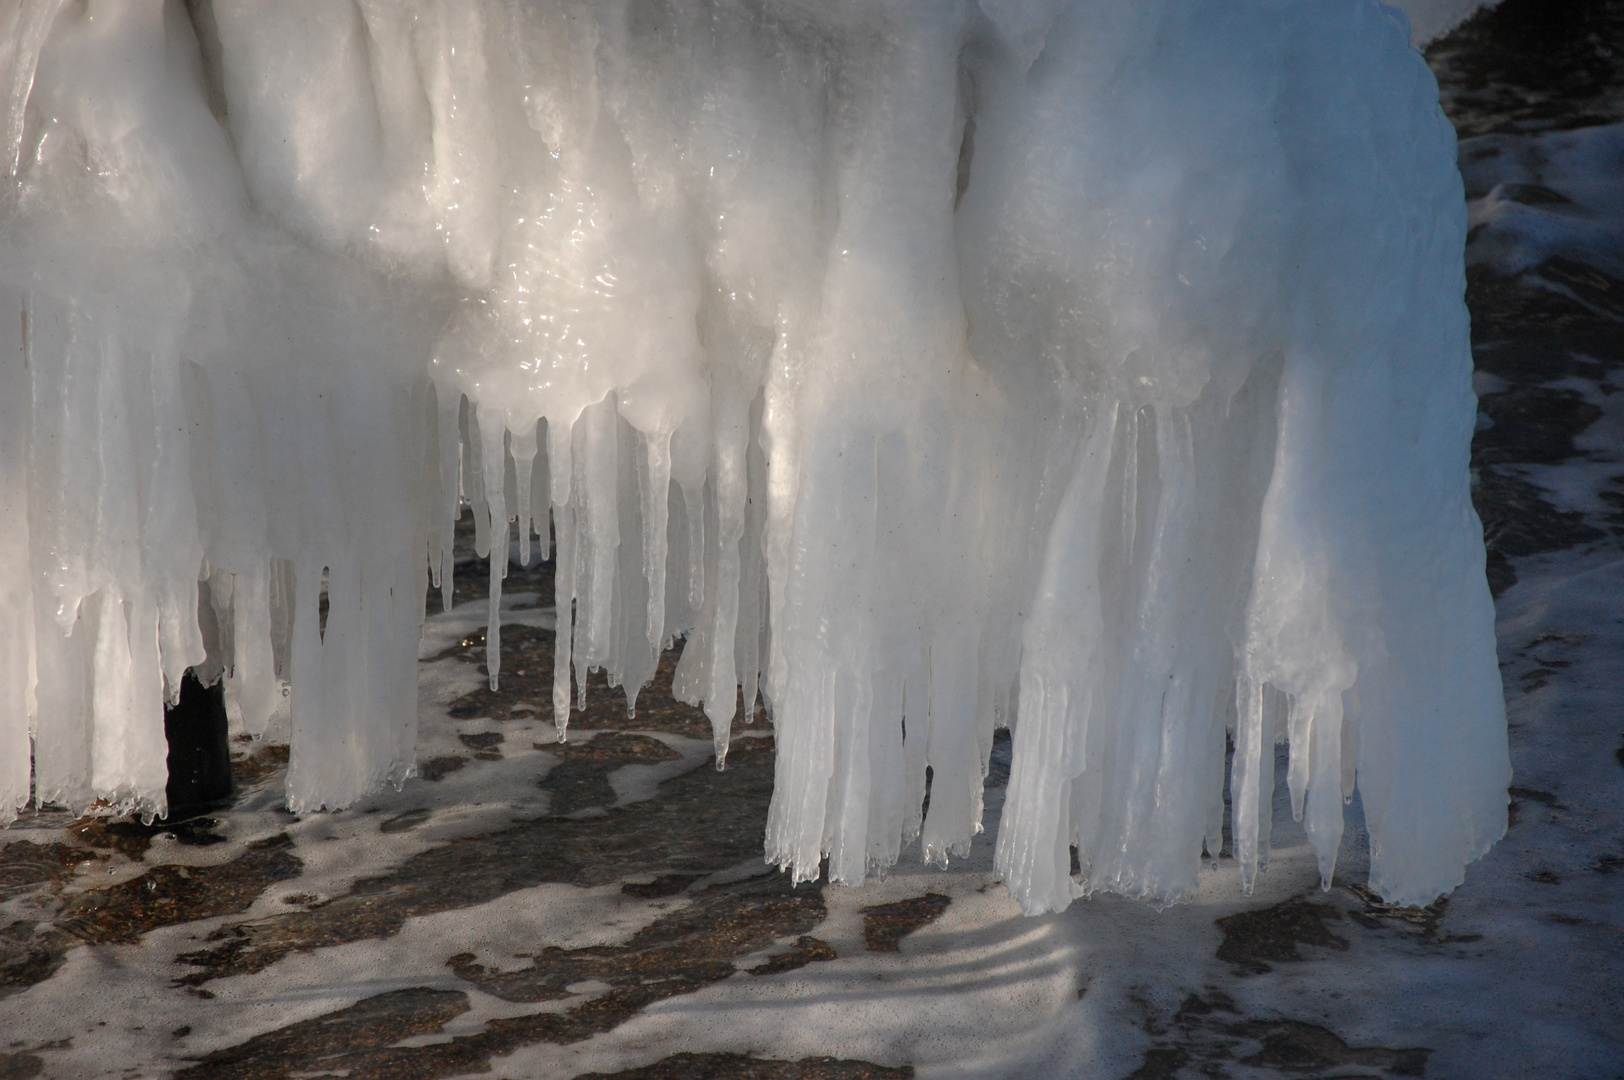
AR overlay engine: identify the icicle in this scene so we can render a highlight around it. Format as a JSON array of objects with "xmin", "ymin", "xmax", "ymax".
[
  {"xmin": 513, "ymin": 420, "xmax": 538, "ymax": 570},
  {"xmin": 0, "ymin": 289, "xmax": 34, "ymax": 825},
  {"xmin": 531, "ymin": 422, "xmax": 552, "ymax": 564},
  {"xmin": 703, "ymin": 387, "xmax": 750, "ymax": 765},
  {"xmin": 89, "ymin": 592, "xmax": 168, "ymax": 821},
  {"xmin": 227, "ymin": 564, "xmax": 279, "ymax": 736},
  {"xmin": 995, "ymin": 407, "xmax": 1116, "ymax": 914},
  {"xmin": 921, "ymin": 627, "xmax": 982, "ymax": 869},
  {"xmin": 551, "ymin": 499, "xmax": 577, "ymax": 741},
  {"xmin": 734, "ymin": 406, "xmax": 769, "ymax": 725},
  {"xmin": 434, "ymin": 389, "xmax": 462, "ymax": 613},
  {"xmin": 640, "ymin": 429, "xmax": 672, "ymax": 661},
  {"xmin": 1232, "ymin": 676, "xmax": 1268, "ymax": 895},
  {"xmin": 477, "ymin": 405, "xmax": 508, "ymax": 691},
  {"xmin": 465, "ymin": 401, "xmax": 490, "ymax": 561}
]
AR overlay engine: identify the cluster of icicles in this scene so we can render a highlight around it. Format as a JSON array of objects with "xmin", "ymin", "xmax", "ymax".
[{"xmin": 0, "ymin": 0, "xmax": 1509, "ymax": 913}]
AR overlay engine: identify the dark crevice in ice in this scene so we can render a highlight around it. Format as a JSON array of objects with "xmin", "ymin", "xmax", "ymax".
[{"xmin": 431, "ymin": 505, "xmax": 557, "ymax": 610}]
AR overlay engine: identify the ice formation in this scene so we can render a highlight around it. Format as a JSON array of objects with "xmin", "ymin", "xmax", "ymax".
[{"xmin": 0, "ymin": 0, "xmax": 1509, "ymax": 913}]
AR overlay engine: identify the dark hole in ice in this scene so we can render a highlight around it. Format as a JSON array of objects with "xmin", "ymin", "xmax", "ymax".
[
  {"xmin": 317, "ymin": 566, "xmax": 330, "ymax": 640},
  {"xmin": 163, "ymin": 671, "xmax": 232, "ymax": 817}
]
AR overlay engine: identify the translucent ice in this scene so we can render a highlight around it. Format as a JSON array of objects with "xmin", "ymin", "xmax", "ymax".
[{"xmin": 0, "ymin": 0, "xmax": 1509, "ymax": 913}]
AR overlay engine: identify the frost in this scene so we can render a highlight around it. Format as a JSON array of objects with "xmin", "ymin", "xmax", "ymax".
[{"xmin": 0, "ymin": 0, "xmax": 1509, "ymax": 914}]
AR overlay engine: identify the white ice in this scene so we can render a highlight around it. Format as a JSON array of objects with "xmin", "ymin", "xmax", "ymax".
[{"xmin": 0, "ymin": 0, "xmax": 1508, "ymax": 914}]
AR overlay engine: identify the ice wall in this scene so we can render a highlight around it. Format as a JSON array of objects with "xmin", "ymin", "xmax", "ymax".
[{"xmin": 0, "ymin": 0, "xmax": 1509, "ymax": 913}]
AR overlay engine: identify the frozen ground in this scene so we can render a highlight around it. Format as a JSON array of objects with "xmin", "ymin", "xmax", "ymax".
[{"xmin": 3, "ymin": 3, "xmax": 1623, "ymax": 1077}]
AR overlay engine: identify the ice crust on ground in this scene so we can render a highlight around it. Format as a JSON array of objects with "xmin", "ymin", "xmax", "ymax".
[{"xmin": 0, "ymin": 0, "xmax": 1508, "ymax": 914}]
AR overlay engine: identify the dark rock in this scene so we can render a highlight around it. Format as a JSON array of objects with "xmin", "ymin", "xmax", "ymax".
[
  {"xmin": 859, "ymin": 893, "xmax": 951, "ymax": 953},
  {"xmin": 1, "ymin": 834, "xmax": 299, "ymax": 999},
  {"xmin": 176, "ymin": 737, "xmax": 778, "ymax": 986},
  {"xmin": 0, "ymin": 841, "xmax": 88, "ymax": 899},
  {"xmin": 1229, "ymin": 1018, "xmax": 1429, "ymax": 1076},
  {"xmin": 177, "ymin": 874, "xmax": 836, "ymax": 1078},
  {"xmin": 1429, "ymin": 0, "xmax": 1624, "ymax": 138},
  {"xmin": 750, "ymin": 935, "xmax": 837, "ymax": 976},
  {"xmin": 0, "ymin": 1052, "xmax": 44, "ymax": 1079},
  {"xmin": 1130, "ymin": 990, "xmax": 1432, "ymax": 1080},
  {"xmin": 574, "ymin": 1054, "xmax": 912, "ymax": 1079},
  {"xmin": 621, "ymin": 873, "xmax": 703, "ymax": 899},
  {"xmin": 57, "ymin": 834, "xmax": 300, "ymax": 946},
  {"xmin": 448, "ymin": 872, "xmax": 825, "ymax": 1006},
  {"xmin": 1343, "ymin": 884, "xmax": 1449, "ymax": 939},
  {"xmin": 1214, "ymin": 897, "xmax": 1348, "ymax": 974},
  {"xmin": 173, "ymin": 987, "xmax": 469, "ymax": 1080},
  {"xmin": 1123, "ymin": 1047, "xmax": 1190, "ymax": 1080},
  {"xmin": 416, "ymin": 756, "xmax": 467, "ymax": 782},
  {"xmin": 229, "ymin": 744, "xmax": 289, "ymax": 788},
  {"xmin": 67, "ymin": 816, "xmax": 228, "ymax": 860},
  {"xmin": 539, "ymin": 731, "xmax": 684, "ymax": 816},
  {"xmin": 0, "ymin": 923, "xmax": 74, "ymax": 1000}
]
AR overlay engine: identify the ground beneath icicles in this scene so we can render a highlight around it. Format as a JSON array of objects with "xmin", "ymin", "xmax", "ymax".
[{"xmin": 3, "ymin": 3, "xmax": 1623, "ymax": 1077}]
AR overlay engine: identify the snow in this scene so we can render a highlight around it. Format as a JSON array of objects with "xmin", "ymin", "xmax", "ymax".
[
  {"xmin": 1462, "ymin": 123, "xmax": 1624, "ymax": 279},
  {"xmin": 0, "ymin": 0, "xmax": 1507, "ymax": 915},
  {"xmin": 1392, "ymin": 0, "xmax": 1499, "ymax": 45}
]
